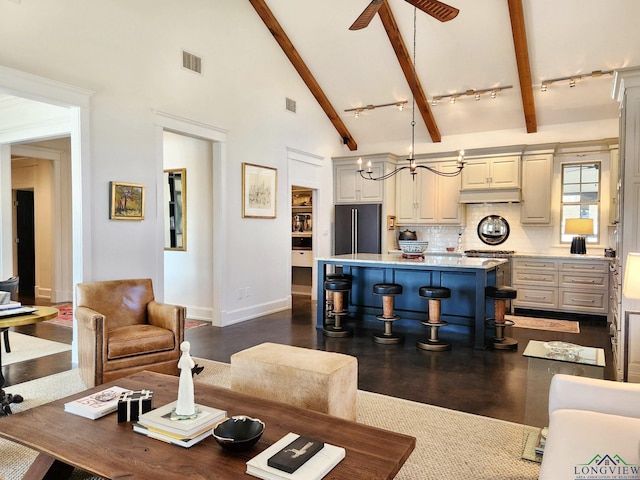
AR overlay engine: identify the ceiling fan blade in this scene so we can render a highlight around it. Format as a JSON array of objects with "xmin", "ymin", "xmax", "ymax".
[
  {"xmin": 405, "ymin": 0, "xmax": 459, "ymax": 22},
  {"xmin": 349, "ymin": 0, "xmax": 385, "ymax": 30}
]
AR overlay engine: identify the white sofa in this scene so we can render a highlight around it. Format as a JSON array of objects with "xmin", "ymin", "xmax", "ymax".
[{"xmin": 539, "ymin": 374, "xmax": 640, "ymax": 480}]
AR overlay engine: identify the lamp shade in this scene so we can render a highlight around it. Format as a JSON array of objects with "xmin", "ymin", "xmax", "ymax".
[
  {"xmin": 623, "ymin": 253, "xmax": 640, "ymax": 300},
  {"xmin": 564, "ymin": 218, "xmax": 594, "ymax": 235}
]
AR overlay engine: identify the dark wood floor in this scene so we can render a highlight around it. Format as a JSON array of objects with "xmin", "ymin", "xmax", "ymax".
[{"xmin": 4, "ymin": 295, "xmax": 613, "ymax": 425}]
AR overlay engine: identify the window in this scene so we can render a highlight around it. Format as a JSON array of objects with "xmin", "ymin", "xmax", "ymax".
[{"xmin": 560, "ymin": 162, "xmax": 600, "ymax": 244}]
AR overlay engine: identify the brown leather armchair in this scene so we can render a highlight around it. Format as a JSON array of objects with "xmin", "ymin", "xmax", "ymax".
[{"xmin": 75, "ymin": 278, "xmax": 185, "ymax": 388}]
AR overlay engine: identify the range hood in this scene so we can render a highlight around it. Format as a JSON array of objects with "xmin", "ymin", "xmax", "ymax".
[{"xmin": 459, "ymin": 188, "xmax": 521, "ymax": 204}]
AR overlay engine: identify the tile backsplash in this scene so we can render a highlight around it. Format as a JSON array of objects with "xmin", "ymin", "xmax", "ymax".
[{"xmin": 395, "ymin": 203, "xmax": 565, "ymax": 254}]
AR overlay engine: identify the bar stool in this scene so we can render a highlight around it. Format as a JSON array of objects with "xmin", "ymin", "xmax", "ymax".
[
  {"xmin": 322, "ymin": 277, "xmax": 353, "ymax": 337},
  {"xmin": 485, "ymin": 286, "xmax": 518, "ymax": 350},
  {"xmin": 417, "ymin": 286, "xmax": 451, "ymax": 351},
  {"xmin": 324, "ymin": 273, "xmax": 350, "ymax": 323},
  {"xmin": 372, "ymin": 283, "xmax": 404, "ymax": 344}
]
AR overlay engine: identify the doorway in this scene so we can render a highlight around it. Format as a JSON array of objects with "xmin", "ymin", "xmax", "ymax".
[
  {"xmin": 15, "ymin": 189, "xmax": 35, "ymax": 298},
  {"xmin": 291, "ymin": 186, "xmax": 315, "ymax": 296}
]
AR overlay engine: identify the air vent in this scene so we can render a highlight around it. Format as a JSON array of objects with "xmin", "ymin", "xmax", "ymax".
[
  {"xmin": 182, "ymin": 50, "xmax": 202, "ymax": 74},
  {"xmin": 286, "ymin": 98, "xmax": 296, "ymax": 113}
]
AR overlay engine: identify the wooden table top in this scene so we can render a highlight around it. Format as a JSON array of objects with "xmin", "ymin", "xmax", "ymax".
[
  {"xmin": 0, "ymin": 306, "xmax": 58, "ymax": 328},
  {"xmin": 0, "ymin": 371, "xmax": 416, "ymax": 480}
]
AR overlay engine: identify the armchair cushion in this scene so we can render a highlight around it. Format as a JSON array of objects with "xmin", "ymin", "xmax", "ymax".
[{"xmin": 108, "ymin": 324, "xmax": 175, "ymax": 360}]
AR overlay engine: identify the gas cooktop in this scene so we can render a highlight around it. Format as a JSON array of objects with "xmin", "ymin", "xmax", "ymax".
[{"xmin": 464, "ymin": 250, "xmax": 515, "ymax": 258}]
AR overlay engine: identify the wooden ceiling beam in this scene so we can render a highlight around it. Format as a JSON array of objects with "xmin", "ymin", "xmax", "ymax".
[
  {"xmin": 378, "ymin": 1, "xmax": 442, "ymax": 143},
  {"xmin": 507, "ymin": 0, "xmax": 537, "ymax": 133},
  {"xmin": 248, "ymin": 0, "xmax": 358, "ymax": 150}
]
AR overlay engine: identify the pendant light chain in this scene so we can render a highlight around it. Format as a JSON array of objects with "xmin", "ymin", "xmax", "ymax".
[{"xmin": 410, "ymin": 7, "xmax": 417, "ymax": 162}]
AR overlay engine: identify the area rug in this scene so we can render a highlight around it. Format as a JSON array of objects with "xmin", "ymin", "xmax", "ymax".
[
  {"xmin": 507, "ymin": 314, "xmax": 580, "ymax": 333},
  {"xmin": 1, "ymin": 332, "xmax": 71, "ymax": 366},
  {"xmin": 45, "ymin": 303, "xmax": 208, "ymax": 330},
  {"xmin": 0, "ymin": 359, "xmax": 541, "ymax": 480}
]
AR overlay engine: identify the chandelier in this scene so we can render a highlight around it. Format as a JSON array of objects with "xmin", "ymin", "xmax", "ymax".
[{"xmin": 357, "ymin": 7, "xmax": 465, "ymax": 182}]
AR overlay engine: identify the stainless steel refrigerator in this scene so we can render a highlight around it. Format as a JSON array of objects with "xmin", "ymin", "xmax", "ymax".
[{"xmin": 334, "ymin": 204, "xmax": 382, "ymax": 255}]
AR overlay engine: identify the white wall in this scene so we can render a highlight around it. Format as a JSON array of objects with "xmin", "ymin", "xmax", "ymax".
[{"xmin": 163, "ymin": 131, "xmax": 213, "ymax": 321}]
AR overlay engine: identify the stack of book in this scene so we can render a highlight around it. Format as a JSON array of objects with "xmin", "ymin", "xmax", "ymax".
[
  {"xmin": 0, "ymin": 301, "xmax": 37, "ymax": 318},
  {"xmin": 64, "ymin": 386, "xmax": 131, "ymax": 419},
  {"xmin": 133, "ymin": 401, "xmax": 227, "ymax": 448},
  {"xmin": 535, "ymin": 427, "xmax": 548, "ymax": 456},
  {"xmin": 247, "ymin": 432, "xmax": 345, "ymax": 480}
]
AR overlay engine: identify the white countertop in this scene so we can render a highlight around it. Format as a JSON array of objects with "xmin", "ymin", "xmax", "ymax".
[
  {"xmin": 511, "ymin": 253, "xmax": 612, "ymax": 261},
  {"xmin": 388, "ymin": 250, "xmax": 612, "ymax": 261},
  {"xmin": 317, "ymin": 254, "xmax": 507, "ymax": 270}
]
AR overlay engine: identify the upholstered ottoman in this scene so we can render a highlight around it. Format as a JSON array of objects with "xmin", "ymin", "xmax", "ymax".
[{"xmin": 230, "ymin": 343, "xmax": 358, "ymax": 420}]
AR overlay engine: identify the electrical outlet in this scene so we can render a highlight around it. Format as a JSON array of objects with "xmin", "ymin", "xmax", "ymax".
[
  {"xmin": 245, "ymin": 287, "xmax": 251, "ymax": 297},
  {"xmin": 238, "ymin": 288, "xmax": 243, "ymax": 299}
]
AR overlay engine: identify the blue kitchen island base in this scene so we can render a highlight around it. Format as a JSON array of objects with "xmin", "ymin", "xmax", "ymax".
[{"xmin": 316, "ymin": 254, "xmax": 507, "ymax": 349}]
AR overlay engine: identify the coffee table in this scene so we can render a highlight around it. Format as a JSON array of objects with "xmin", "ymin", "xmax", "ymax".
[
  {"xmin": 0, "ymin": 371, "xmax": 416, "ymax": 479},
  {"xmin": 521, "ymin": 340, "xmax": 605, "ymax": 462},
  {"xmin": 0, "ymin": 306, "xmax": 59, "ymax": 415}
]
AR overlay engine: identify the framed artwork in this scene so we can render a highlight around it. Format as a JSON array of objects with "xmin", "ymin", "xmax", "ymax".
[
  {"xmin": 242, "ymin": 163, "xmax": 277, "ymax": 218},
  {"xmin": 109, "ymin": 181, "xmax": 145, "ymax": 220}
]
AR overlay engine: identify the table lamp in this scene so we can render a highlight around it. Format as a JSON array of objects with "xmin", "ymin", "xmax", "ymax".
[
  {"xmin": 623, "ymin": 252, "xmax": 640, "ymax": 381},
  {"xmin": 565, "ymin": 218, "xmax": 593, "ymax": 254}
]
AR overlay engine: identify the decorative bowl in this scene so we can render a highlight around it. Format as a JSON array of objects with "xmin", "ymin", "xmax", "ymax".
[
  {"xmin": 212, "ymin": 415, "xmax": 265, "ymax": 452},
  {"xmin": 543, "ymin": 341, "xmax": 581, "ymax": 360},
  {"xmin": 398, "ymin": 240, "xmax": 429, "ymax": 254}
]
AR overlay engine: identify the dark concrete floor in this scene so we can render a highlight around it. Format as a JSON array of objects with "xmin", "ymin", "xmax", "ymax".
[{"xmin": 4, "ymin": 295, "xmax": 613, "ymax": 426}]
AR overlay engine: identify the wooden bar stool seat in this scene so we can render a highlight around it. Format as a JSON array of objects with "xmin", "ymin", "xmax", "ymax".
[
  {"xmin": 417, "ymin": 286, "xmax": 452, "ymax": 351},
  {"xmin": 372, "ymin": 283, "xmax": 403, "ymax": 344},
  {"xmin": 485, "ymin": 285, "xmax": 518, "ymax": 350},
  {"xmin": 323, "ymin": 278, "xmax": 353, "ymax": 337}
]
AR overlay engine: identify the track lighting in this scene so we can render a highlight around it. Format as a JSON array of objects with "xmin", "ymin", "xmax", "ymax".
[
  {"xmin": 344, "ymin": 100, "xmax": 408, "ymax": 117},
  {"xmin": 540, "ymin": 69, "xmax": 613, "ymax": 91},
  {"xmin": 431, "ymin": 85, "xmax": 512, "ymax": 105}
]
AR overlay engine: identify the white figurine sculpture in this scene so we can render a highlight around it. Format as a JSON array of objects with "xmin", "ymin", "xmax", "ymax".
[{"xmin": 175, "ymin": 341, "xmax": 196, "ymax": 417}]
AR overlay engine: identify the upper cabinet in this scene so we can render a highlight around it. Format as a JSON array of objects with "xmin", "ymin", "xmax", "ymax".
[
  {"xmin": 609, "ymin": 147, "xmax": 620, "ymax": 225},
  {"xmin": 520, "ymin": 154, "xmax": 553, "ymax": 224},
  {"xmin": 333, "ymin": 155, "xmax": 400, "ymax": 204},
  {"xmin": 334, "ymin": 163, "xmax": 384, "ymax": 203},
  {"xmin": 459, "ymin": 154, "xmax": 521, "ymax": 203},
  {"xmin": 396, "ymin": 160, "xmax": 465, "ymax": 225}
]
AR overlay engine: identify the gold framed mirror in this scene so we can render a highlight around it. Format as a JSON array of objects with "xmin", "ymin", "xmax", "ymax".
[{"xmin": 164, "ymin": 168, "xmax": 186, "ymax": 250}]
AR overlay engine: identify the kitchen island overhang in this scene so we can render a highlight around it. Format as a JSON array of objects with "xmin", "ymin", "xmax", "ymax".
[{"xmin": 316, "ymin": 254, "xmax": 508, "ymax": 349}]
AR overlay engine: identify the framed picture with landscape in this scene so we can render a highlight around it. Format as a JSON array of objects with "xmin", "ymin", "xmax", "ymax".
[
  {"xmin": 242, "ymin": 162, "xmax": 277, "ymax": 218},
  {"xmin": 109, "ymin": 181, "xmax": 145, "ymax": 220}
]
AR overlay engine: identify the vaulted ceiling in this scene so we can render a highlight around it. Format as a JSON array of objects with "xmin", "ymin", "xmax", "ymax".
[{"xmin": 248, "ymin": 0, "xmax": 639, "ymax": 151}]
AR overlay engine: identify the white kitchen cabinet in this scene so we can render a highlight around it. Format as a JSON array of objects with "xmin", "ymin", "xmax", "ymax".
[
  {"xmin": 334, "ymin": 162, "xmax": 384, "ymax": 204},
  {"xmin": 512, "ymin": 257, "xmax": 610, "ymax": 316},
  {"xmin": 395, "ymin": 160, "xmax": 464, "ymax": 225},
  {"xmin": 461, "ymin": 155, "xmax": 520, "ymax": 190},
  {"xmin": 291, "ymin": 250, "xmax": 313, "ymax": 268},
  {"xmin": 609, "ymin": 147, "xmax": 620, "ymax": 225},
  {"xmin": 520, "ymin": 154, "xmax": 553, "ymax": 224}
]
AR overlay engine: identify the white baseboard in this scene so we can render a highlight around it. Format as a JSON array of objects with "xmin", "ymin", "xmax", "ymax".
[{"xmin": 219, "ymin": 297, "xmax": 291, "ymax": 327}]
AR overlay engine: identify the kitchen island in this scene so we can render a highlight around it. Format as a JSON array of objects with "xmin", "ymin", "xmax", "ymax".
[{"xmin": 316, "ymin": 254, "xmax": 507, "ymax": 349}]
